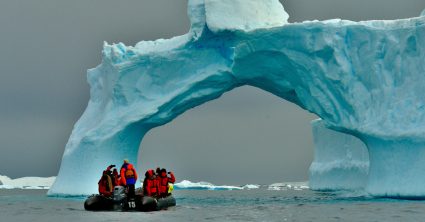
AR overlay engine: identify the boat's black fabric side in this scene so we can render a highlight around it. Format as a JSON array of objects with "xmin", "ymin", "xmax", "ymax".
[
  {"xmin": 84, "ymin": 194, "xmax": 176, "ymax": 211},
  {"xmin": 156, "ymin": 196, "xmax": 177, "ymax": 210},
  {"xmin": 138, "ymin": 196, "xmax": 158, "ymax": 211},
  {"xmin": 84, "ymin": 195, "xmax": 114, "ymax": 211}
]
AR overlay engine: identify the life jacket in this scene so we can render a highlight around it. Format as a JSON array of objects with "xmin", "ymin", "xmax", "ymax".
[
  {"xmin": 125, "ymin": 168, "xmax": 135, "ymax": 179},
  {"xmin": 158, "ymin": 175, "xmax": 169, "ymax": 195},
  {"xmin": 143, "ymin": 170, "xmax": 158, "ymax": 197},
  {"xmin": 157, "ymin": 173, "xmax": 169, "ymax": 195},
  {"xmin": 112, "ymin": 171, "xmax": 120, "ymax": 186},
  {"xmin": 98, "ymin": 174, "xmax": 113, "ymax": 197},
  {"xmin": 120, "ymin": 163, "xmax": 138, "ymax": 185},
  {"xmin": 158, "ymin": 171, "xmax": 175, "ymax": 196}
]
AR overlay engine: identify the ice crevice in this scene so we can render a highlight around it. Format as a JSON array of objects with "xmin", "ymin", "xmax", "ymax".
[{"xmin": 49, "ymin": 0, "xmax": 425, "ymax": 198}]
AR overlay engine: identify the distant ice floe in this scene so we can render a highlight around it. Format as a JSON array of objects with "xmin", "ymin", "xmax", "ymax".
[
  {"xmin": 0, "ymin": 175, "xmax": 309, "ymax": 193},
  {"xmin": 268, "ymin": 182, "xmax": 309, "ymax": 191},
  {"xmin": 242, "ymin": 184, "xmax": 261, "ymax": 190},
  {"xmin": 174, "ymin": 180, "xmax": 308, "ymax": 191},
  {"xmin": 0, "ymin": 175, "xmax": 55, "ymax": 190},
  {"xmin": 174, "ymin": 180, "xmax": 258, "ymax": 190}
]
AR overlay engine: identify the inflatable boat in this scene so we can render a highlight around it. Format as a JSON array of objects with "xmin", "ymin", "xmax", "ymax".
[{"xmin": 84, "ymin": 186, "xmax": 176, "ymax": 212}]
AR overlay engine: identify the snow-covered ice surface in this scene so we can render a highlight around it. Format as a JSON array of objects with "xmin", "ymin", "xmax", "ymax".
[
  {"xmin": 174, "ymin": 180, "xmax": 305, "ymax": 191},
  {"xmin": 0, "ymin": 175, "xmax": 55, "ymax": 189},
  {"xmin": 268, "ymin": 182, "xmax": 309, "ymax": 191},
  {"xmin": 174, "ymin": 180, "xmax": 257, "ymax": 190},
  {"xmin": 175, "ymin": 180, "xmax": 263, "ymax": 190},
  {"xmin": 50, "ymin": 0, "xmax": 425, "ymax": 198},
  {"xmin": 309, "ymin": 119, "xmax": 369, "ymax": 191},
  {"xmin": 204, "ymin": 0, "xmax": 289, "ymax": 32}
]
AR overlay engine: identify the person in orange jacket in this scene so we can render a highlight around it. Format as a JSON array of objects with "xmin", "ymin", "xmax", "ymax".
[
  {"xmin": 158, "ymin": 168, "xmax": 175, "ymax": 198},
  {"xmin": 120, "ymin": 159, "xmax": 138, "ymax": 199},
  {"xmin": 143, "ymin": 169, "xmax": 159, "ymax": 197}
]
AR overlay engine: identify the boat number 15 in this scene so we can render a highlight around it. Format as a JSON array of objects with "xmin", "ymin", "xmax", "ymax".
[{"xmin": 128, "ymin": 201, "xmax": 136, "ymax": 209}]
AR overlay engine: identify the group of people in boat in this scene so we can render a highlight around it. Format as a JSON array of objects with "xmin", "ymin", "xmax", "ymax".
[{"xmin": 98, "ymin": 159, "xmax": 175, "ymax": 199}]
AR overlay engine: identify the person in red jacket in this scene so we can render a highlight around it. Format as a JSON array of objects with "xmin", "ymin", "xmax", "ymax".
[
  {"xmin": 120, "ymin": 159, "xmax": 138, "ymax": 199},
  {"xmin": 143, "ymin": 169, "xmax": 158, "ymax": 197},
  {"xmin": 112, "ymin": 168, "xmax": 121, "ymax": 186},
  {"xmin": 98, "ymin": 165, "xmax": 115, "ymax": 197},
  {"xmin": 158, "ymin": 168, "xmax": 175, "ymax": 198}
]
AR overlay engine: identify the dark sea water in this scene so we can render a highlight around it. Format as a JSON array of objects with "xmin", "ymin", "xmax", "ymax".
[{"xmin": 1, "ymin": 188, "xmax": 425, "ymax": 221}]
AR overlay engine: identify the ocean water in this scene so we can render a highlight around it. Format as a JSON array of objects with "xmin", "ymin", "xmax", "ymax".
[{"xmin": 1, "ymin": 188, "xmax": 425, "ymax": 221}]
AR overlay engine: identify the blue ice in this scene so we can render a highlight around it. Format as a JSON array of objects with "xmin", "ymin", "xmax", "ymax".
[{"xmin": 49, "ymin": 0, "xmax": 425, "ymax": 198}]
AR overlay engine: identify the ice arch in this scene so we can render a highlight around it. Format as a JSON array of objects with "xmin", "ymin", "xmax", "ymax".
[{"xmin": 49, "ymin": 0, "xmax": 425, "ymax": 197}]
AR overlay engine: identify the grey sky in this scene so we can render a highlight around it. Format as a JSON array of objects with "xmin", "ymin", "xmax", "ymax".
[{"xmin": 0, "ymin": 0, "xmax": 424, "ymax": 184}]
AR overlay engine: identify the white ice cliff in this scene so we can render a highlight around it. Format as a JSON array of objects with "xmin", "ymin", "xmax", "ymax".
[
  {"xmin": 0, "ymin": 175, "xmax": 55, "ymax": 189},
  {"xmin": 49, "ymin": 0, "xmax": 425, "ymax": 197}
]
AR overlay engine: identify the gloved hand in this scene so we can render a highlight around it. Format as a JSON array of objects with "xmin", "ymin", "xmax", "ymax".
[{"xmin": 109, "ymin": 164, "xmax": 116, "ymax": 168}]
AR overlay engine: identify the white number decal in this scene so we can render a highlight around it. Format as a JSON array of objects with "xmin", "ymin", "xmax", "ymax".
[{"xmin": 128, "ymin": 201, "xmax": 136, "ymax": 208}]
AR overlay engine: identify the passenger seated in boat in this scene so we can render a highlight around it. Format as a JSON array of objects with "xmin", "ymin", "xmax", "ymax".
[
  {"xmin": 98, "ymin": 165, "xmax": 115, "ymax": 197},
  {"xmin": 112, "ymin": 168, "xmax": 121, "ymax": 186},
  {"xmin": 143, "ymin": 169, "xmax": 158, "ymax": 197},
  {"xmin": 158, "ymin": 168, "xmax": 176, "ymax": 198}
]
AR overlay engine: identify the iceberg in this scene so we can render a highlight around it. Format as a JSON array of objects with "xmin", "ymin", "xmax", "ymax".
[
  {"xmin": 309, "ymin": 119, "xmax": 369, "ymax": 191},
  {"xmin": 174, "ymin": 180, "xmax": 305, "ymax": 190},
  {"xmin": 0, "ymin": 175, "xmax": 56, "ymax": 189},
  {"xmin": 268, "ymin": 182, "xmax": 309, "ymax": 191},
  {"xmin": 242, "ymin": 184, "xmax": 261, "ymax": 190},
  {"xmin": 174, "ymin": 180, "xmax": 244, "ymax": 190},
  {"xmin": 49, "ymin": 0, "xmax": 425, "ymax": 198}
]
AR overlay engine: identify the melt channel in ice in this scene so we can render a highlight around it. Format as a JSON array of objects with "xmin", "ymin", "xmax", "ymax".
[{"xmin": 49, "ymin": 0, "xmax": 425, "ymax": 198}]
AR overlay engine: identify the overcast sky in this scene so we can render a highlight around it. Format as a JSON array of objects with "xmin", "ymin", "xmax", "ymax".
[{"xmin": 0, "ymin": 0, "xmax": 424, "ymax": 185}]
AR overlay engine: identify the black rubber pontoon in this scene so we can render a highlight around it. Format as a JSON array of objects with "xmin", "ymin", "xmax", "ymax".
[
  {"xmin": 84, "ymin": 195, "xmax": 114, "ymax": 211},
  {"xmin": 84, "ymin": 186, "xmax": 176, "ymax": 212}
]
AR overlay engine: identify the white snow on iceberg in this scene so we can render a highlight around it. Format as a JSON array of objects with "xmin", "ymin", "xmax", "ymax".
[
  {"xmin": 0, "ymin": 175, "xmax": 55, "ymax": 189},
  {"xmin": 174, "ymin": 180, "xmax": 307, "ymax": 191},
  {"xmin": 174, "ymin": 180, "xmax": 260, "ymax": 190},
  {"xmin": 268, "ymin": 182, "xmax": 309, "ymax": 191},
  {"xmin": 203, "ymin": 0, "xmax": 289, "ymax": 32}
]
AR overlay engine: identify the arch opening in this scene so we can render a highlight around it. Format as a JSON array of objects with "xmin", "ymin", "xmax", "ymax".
[{"xmin": 138, "ymin": 86, "xmax": 318, "ymax": 185}]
